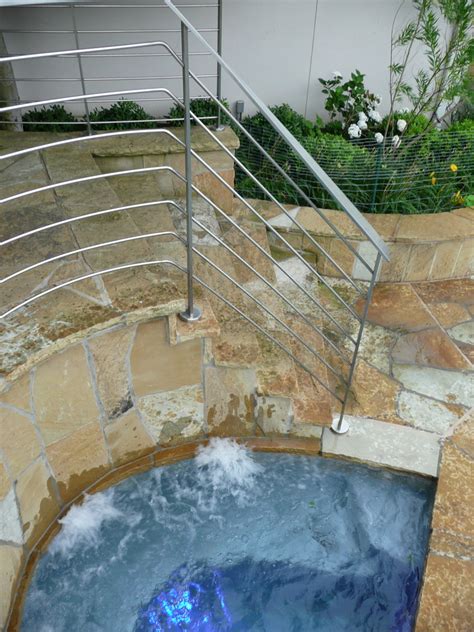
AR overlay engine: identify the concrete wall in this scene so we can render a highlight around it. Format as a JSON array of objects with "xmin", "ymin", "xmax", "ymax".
[{"xmin": 0, "ymin": 0, "xmax": 418, "ymax": 121}]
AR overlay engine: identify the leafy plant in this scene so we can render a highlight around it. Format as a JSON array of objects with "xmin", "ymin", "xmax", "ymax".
[
  {"xmin": 235, "ymin": 102, "xmax": 474, "ymax": 215},
  {"xmin": 22, "ymin": 105, "xmax": 83, "ymax": 132},
  {"xmin": 388, "ymin": 0, "xmax": 474, "ymax": 131},
  {"xmin": 318, "ymin": 70, "xmax": 382, "ymax": 138},
  {"xmin": 167, "ymin": 97, "xmax": 231, "ymax": 126},
  {"xmin": 89, "ymin": 99, "xmax": 156, "ymax": 130}
]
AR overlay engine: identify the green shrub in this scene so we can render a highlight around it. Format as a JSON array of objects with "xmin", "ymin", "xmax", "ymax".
[
  {"xmin": 234, "ymin": 102, "xmax": 474, "ymax": 214},
  {"xmin": 167, "ymin": 97, "xmax": 231, "ymax": 126},
  {"xmin": 89, "ymin": 99, "xmax": 156, "ymax": 130},
  {"xmin": 22, "ymin": 105, "xmax": 83, "ymax": 132}
]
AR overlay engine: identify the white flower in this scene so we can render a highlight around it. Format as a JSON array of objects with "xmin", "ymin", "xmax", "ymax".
[
  {"xmin": 374, "ymin": 132, "xmax": 384, "ymax": 144},
  {"xmin": 357, "ymin": 119, "xmax": 368, "ymax": 130},
  {"xmin": 348, "ymin": 124, "xmax": 362, "ymax": 139},
  {"xmin": 397, "ymin": 119, "xmax": 407, "ymax": 132},
  {"xmin": 358, "ymin": 112, "xmax": 368, "ymax": 122},
  {"xmin": 347, "ymin": 97, "xmax": 355, "ymax": 106},
  {"xmin": 333, "ymin": 71, "xmax": 343, "ymax": 79},
  {"xmin": 392, "ymin": 135, "xmax": 401, "ymax": 148},
  {"xmin": 368, "ymin": 109, "xmax": 382, "ymax": 123},
  {"xmin": 399, "ymin": 107, "xmax": 410, "ymax": 114}
]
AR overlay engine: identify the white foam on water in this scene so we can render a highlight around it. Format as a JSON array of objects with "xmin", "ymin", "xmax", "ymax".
[
  {"xmin": 195, "ymin": 438, "xmax": 263, "ymax": 507},
  {"xmin": 50, "ymin": 490, "xmax": 124, "ymax": 557}
]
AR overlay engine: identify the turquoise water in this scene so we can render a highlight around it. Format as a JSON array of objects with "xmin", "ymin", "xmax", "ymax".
[{"xmin": 21, "ymin": 441, "xmax": 434, "ymax": 631}]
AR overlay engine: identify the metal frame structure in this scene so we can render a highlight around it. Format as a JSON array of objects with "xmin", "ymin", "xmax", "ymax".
[{"xmin": 0, "ymin": 0, "xmax": 388, "ymax": 434}]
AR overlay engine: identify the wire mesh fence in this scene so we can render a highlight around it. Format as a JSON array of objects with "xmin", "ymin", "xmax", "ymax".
[{"xmin": 234, "ymin": 123, "xmax": 474, "ymax": 214}]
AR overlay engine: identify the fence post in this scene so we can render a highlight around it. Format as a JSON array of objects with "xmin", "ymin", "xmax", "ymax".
[
  {"xmin": 179, "ymin": 23, "xmax": 201, "ymax": 323},
  {"xmin": 370, "ymin": 142, "xmax": 383, "ymax": 212}
]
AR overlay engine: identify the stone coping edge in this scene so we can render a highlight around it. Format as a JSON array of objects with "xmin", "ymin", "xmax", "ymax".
[{"xmin": 0, "ymin": 126, "xmax": 240, "ymax": 159}]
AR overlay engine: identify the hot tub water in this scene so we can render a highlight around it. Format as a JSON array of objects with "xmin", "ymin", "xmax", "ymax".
[{"xmin": 21, "ymin": 439, "xmax": 434, "ymax": 631}]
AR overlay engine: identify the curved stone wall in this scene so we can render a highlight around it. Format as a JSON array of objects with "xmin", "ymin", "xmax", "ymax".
[{"xmin": 237, "ymin": 200, "xmax": 474, "ymax": 283}]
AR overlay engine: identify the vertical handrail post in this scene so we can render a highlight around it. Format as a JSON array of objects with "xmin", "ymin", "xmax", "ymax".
[
  {"xmin": 179, "ymin": 23, "xmax": 201, "ymax": 323},
  {"xmin": 214, "ymin": 0, "xmax": 224, "ymax": 130},
  {"xmin": 71, "ymin": 6, "xmax": 91, "ymax": 135},
  {"xmin": 331, "ymin": 253, "xmax": 382, "ymax": 434}
]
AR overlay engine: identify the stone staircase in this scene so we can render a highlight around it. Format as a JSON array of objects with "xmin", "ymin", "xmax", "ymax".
[{"xmin": 1, "ymin": 136, "xmax": 336, "ymax": 438}]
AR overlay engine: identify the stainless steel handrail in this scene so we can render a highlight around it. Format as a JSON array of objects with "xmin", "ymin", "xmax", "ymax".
[
  {"xmin": 164, "ymin": 0, "xmax": 389, "ymax": 262},
  {"xmin": 0, "ymin": 3, "xmax": 389, "ymax": 434}
]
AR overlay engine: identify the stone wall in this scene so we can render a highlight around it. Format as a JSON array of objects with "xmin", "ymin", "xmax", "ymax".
[
  {"xmin": 91, "ymin": 126, "xmax": 239, "ymax": 214},
  {"xmin": 240, "ymin": 200, "xmax": 474, "ymax": 283}
]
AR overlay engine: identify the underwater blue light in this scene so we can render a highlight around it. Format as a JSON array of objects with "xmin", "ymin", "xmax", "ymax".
[{"xmin": 135, "ymin": 569, "xmax": 232, "ymax": 631}]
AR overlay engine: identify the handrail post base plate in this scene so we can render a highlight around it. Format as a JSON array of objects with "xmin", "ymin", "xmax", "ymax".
[
  {"xmin": 178, "ymin": 306, "xmax": 202, "ymax": 323},
  {"xmin": 331, "ymin": 417, "xmax": 349, "ymax": 435}
]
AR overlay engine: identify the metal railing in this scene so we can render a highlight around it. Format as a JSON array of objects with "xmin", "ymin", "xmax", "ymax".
[{"xmin": 0, "ymin": 0, "xmax": 389, "ymax": 434}]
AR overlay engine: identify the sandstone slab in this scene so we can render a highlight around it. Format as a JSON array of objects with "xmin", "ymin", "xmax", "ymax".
[
  {"xmin": 104, "ymin": 409, "xmax": 155, "ymax": 466},
  {"xmin": 138, "ymin": 385, "xmax": 204, "ymax": 445},
  {"xmin": 357, "ymin": 284, "xmax": 434, "ymax": 331},
  {"xmin": 33, "ymin": 344, "xmax": 100, "ymax": 445},
  {"xmin": 131, "ymin": 319, "xmax": 202, "ymax": 397},
  {"xmin": 46, "ymin": 422, "xmax": 110, "ymax": 502},
  {"xmin": 0, "ymin": 544, "xmax": 23, "ymax": 630},
  {"xmin": 88, "ymin": 326, "xmax": 134, "ymax": 420},
  {"xmin": 15, "ymin": 458, "xmax": 60, "ymax": 546},
  {"xmin": 392, "ymin": 328, "xmax": 471, "ymax": 370},
  {"xmin": 0, "ymin": 408, "xmax": 41, "ymax": 478},
  {"xmin": 321, "ymin": 416, "xmax": 440, "ymax": 476},
  {"xmin": 205, "ymin": 366, "xmax": 257, "ymax": 436}
]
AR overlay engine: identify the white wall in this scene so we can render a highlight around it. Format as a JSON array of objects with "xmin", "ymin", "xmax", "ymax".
[{"xmin": 0, "ymin": 0, "xmax": 417, "ymax": 122}]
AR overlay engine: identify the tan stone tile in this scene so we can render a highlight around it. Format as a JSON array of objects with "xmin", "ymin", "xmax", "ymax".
[
  {"xmin": 46, "ymin": 422, "xmax": 110, "ymax": 503},
  {"xmin": 416, "ymin": 554, "xmax": 474, "ymax": 632},
  {"xmin": 413, "ymin": 279, "xmax": 474, "ymax": 306},
  {"xmin": 0, "ymin": 374, "xmax": 31, "ymax": 412},
  {"xmin": 451, "ymin": 413, "xmax": 474, "ymax": 458},
  {"xmin": 348, "ymin": 359, "xmax": 402, "ymax": 423},
  {"xmin": 222, "ymin": 221, "xmax": 276, "ymax": 284},
  {"xmin": 322, "ymin": 239, "xmax": 357, "ymax": 278},
  {"xmin": 104, "ymin": 409, "xmax": 155, "ymax": 467},
  {"xmin": 297, "ymin": 206, "xmax": 357, "ymax": 238},
  {"xmin": 453, "ymin": 239, "xmax": 474, "ymax": 278},
  {"xmin": 0, "ymin": 408, "xmax": 41, "ymax": 478},
  {"xmin": 205, "ymin": 366, "xmax": 257, "ymax": 436},
  {"xmin": 431, "ymin": 442, "xmax": 474, "ymax": 538},
  {"xmin": 358, "ymin": 283, "xmax": 435, "ymax": 331},
  {"xmin": 138, "ymin": 385, "xmax": 204, "ymax": 446},
  {"xmin": 378, "ymin": 243, "xmax": 412, "ymax": 282},
  {"xmin": 212, "ymin": 329, "xmax": 260, "ymax": 368},
  {"xmin": 392, "ymin": 327, "xmax": 471, "ymax": 370},
  {"xmin": 88, "ymin": 327, "xmax": 134, "ymax": 420},
  {"xmin": 430, "ymin": 241, "xmax": 462, "ymax": 280},
  {"xmin": 33, "ymin": 344, "xmax": 100, "ymax": 445},
  {"xmin": 429, "ymin": 528, "xmax": 474, "ymax": 560},
  {"xmin": 15, "ymin": 459, "xmax": 60, "ymax": 547},
  {"xmin": 131, "ymin": 319, "xmax": 202, "ymax": 397},
  {"xmin": 396, "ymin": 212, "xmax": 472, "ymax": 241},
  {"xmin": 175, "ymin": 299, "xmax": 220, "ymax": 343},
  {"xmin": 194, "ymin": 170, "xmax": 235, "ymax": 214},
  {"xmin": 404, "ymin": 243, "xmax": 436, "ymax": 282},
  {"xmin": 0, "ymin": 544, "xmax": 23, "ymax": 629},
  {"xmin": 428, "ymin": 302, "xmax": 471, "ymax": 328},
  {"xmin": 0, "ymin": 461, "xmax": 11, "ymax": 500},
  {"xmin": 365, "ymin": 213, "xmax": 401, "ymax": 240}
]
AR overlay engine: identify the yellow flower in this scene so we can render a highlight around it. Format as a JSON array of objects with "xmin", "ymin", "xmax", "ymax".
[
  {"xmin": 431, "ymin": 176, "xmax": 437, "ymax": 185},
  {"xmin": 450, "ymin": 163, "xmax": 458, "ymax": 172},
  {"xmin": 453, "ymin": 190, "xmax": 464, "ymax": 205}
]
